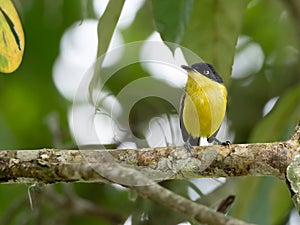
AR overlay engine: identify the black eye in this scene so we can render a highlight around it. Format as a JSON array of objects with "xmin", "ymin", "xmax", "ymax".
[{"xmin": 204, "ymin": 70, "xmax": 210, "ymax": 75}]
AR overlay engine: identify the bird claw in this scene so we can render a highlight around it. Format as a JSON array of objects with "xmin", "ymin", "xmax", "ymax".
[
  {"xmin": 221, "ymin": 141, "xmax": 231, "ymax": 146},
  {"xmin": 207, "ymin": 136, "xmax": 230, "ymax": 146}
]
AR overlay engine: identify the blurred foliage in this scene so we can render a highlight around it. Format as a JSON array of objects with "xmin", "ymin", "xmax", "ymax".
[
  {"xmin": 0, "ymin": 0, "xmax": 299, "ymax": 225},
  {"xmin": 0, "ymin": 0, "xmax": 81, "ymax": 149}
]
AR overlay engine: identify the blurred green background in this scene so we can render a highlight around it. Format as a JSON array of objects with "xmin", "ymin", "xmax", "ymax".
[{"xmin": 0, "ymin": 0, "xmax": 300, "ymax": 224}]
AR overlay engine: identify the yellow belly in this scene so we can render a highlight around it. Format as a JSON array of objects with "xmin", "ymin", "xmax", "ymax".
[{"xmin": 182, "ymin": 75, "xmax": 227, "ymax": 138}]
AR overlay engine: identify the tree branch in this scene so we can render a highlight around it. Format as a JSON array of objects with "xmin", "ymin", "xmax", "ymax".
[
  {"xmin": 0, "ymin": 128, "xmax": 299, "ymax": 184},
  {"xmin": 0, "ymin": 123, "xmax": 299, "ymax": 225}
]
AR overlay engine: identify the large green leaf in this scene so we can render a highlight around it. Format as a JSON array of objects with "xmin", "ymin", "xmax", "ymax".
[
  {"xmin": 231, "ymin": 177, "xmax": 291, "ymax": 224},
  {"xmin": 151, "ymin": 0, "xmax": 193, "ymax": 44},
  {"xmin": 182, "ymin": 0, "xmax": 247, "ymax": 85},
  {"xmin": 0, "ymin": 0, "xmax": 24, "ymax": 73},
  {"xmin": 249, "ymin": 85, "xmax": 300, "ymax": 142}
]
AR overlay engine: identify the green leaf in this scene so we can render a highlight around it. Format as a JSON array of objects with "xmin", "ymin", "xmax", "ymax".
[
  {"xmin": 231, "ymin": 177, "xmax": 291, "ymax": 224},
  {"xmin": 182, "ymin": 0, "xmax": 247, "ymax": 85},
  {"xmin": 89, "ymin": 0, "xmax": 125, "ymax": 103},
  {"xmin": 0, "ymin": 0, "xmax": 24, "ymax": 73},
  {"xmin": 270, "ymin": 177, "xmax": 293, "ymax": 224},
  {"xmin": 151, "ymin": 0, "xmax": 193, "ymax": 45},
  {"xmin": 249, "ymin": 85, "xmax": 300, "ymax": 142}
]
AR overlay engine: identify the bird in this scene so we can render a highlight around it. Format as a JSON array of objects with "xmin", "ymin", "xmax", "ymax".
[{"xmin": 180, "ymin": 62, "xmax": 229, "ymax": 151}]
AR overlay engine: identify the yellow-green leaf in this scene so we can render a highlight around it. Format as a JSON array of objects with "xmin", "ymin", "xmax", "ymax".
[{"xmin": 0, "ymin": 0, "xmax": 24, "ymax": 73}]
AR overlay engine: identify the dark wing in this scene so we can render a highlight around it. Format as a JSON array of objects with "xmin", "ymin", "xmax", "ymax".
[{"xmin": 179, "ymin": 94, "xmax": 200, "ymax": 146}]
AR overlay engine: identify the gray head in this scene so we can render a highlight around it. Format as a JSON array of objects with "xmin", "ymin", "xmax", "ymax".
[{"xmin": 181, "ymin": 63, "xmax": 224, "ymax": 84}]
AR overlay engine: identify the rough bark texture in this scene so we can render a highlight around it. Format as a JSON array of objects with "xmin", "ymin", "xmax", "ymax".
[
  {"xmin": 0, "ymin": 123, "xmax": 299, "ymax": 225},
  {"xmin": 0, "ymin": 139, "xmax": 298, "ymax": 184}
]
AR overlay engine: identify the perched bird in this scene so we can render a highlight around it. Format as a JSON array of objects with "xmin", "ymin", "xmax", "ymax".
[{"xmin": 180, "ymin": 62, "xmax": 228, "ymax": 150}]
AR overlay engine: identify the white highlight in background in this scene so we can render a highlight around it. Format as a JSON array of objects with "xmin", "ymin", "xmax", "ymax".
[
  {"xmin": 232, "ymin": 36, "xmax": 265, "ymax": 79},
  {"xmin": 262, "ymin": 96, "xmax": 279, "ymax": 117}
]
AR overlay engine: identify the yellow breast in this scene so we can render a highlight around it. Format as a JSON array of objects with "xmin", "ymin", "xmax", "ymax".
[{"xmin": 182, "ymin": 72, "xmax": 227, "ymax": 138}]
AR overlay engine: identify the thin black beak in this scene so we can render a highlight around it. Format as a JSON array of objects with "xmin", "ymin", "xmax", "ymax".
[{"xmin": 181, "ymin": 65, "xmax": 195, "ymax": 72}]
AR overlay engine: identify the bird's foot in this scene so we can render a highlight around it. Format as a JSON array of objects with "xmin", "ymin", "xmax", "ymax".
[
  {"xmin": 207, "ymin": 137, "xmax": 230, "ymax": 146},
  {"xmin": 184, "ymin": 141, "xmax": 193, "ymax": 152},
  {"xmin": 221, "ymin": 140, "xmax": 231, "ymax": 146}
]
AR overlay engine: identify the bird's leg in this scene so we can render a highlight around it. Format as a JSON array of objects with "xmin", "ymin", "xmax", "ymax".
[
  {"xmin": 184, "ymin": 136, "xmax": 193, "ymax": 152},
  {"xmin": 207, "ymin": 136, "xmax": 230, "ymax": 146}
]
